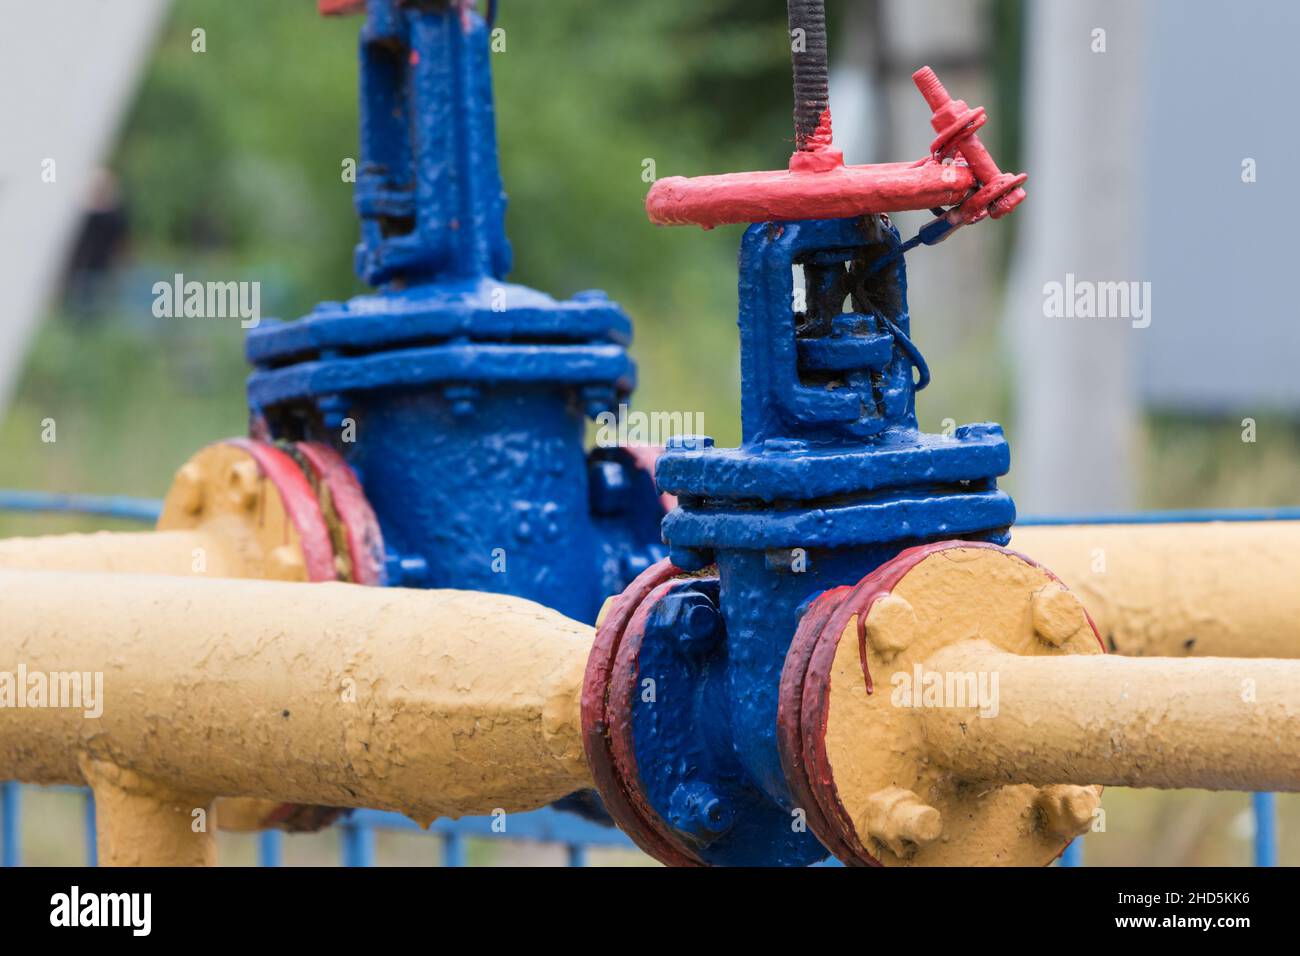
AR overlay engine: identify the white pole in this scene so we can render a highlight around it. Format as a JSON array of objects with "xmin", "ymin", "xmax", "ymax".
[
  {"xmin": 1005, "ymin": 0, "xmax": 1148, "ymax": 514},
  {"xmin": 0, "ymin": 0, "xmax": 170, "ymax": 414}
]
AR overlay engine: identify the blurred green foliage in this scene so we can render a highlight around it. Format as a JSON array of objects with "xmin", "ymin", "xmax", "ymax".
[{"xmin": 105, "ymin": 0, "xmax": 834, "ymax": 450}]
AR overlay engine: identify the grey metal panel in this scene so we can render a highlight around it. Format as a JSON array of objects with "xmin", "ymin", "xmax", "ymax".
[{"xmin": 1140, "ymin": 0, "xmax": 1300, "ymax": 414}]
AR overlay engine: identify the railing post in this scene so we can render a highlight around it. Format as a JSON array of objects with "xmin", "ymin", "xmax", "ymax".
[
  {"xmin": 259, "ymin": 829, "xmax": 284, "ymax": 868},
  {"xmin": 83, "ymin": 790, "xmax": 97, "ymax": 867},
  {"xmin": 1059, "ymin": 838, "xmax": 1083, "ymax": 867},
  {"xmin": 341, "ymin": 820, "xmax": 375, "ymax": 867},
  {"xmin": 1253, "ymin": 792, "xmax": 1277, "ymax": 867},
  {"xmin": 1, "ymin": 782, "xmax": 19, "ymax": 867},
  {"xmin": 442, "ymin": 832, "xmax": 466, "ymax": 867}
]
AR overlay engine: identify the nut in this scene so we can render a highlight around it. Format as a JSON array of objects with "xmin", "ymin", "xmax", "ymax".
[
  {"xmin": 1037, "ymin": 785, "xmax": 1101, "ymax": 839},
  {"xmin": 172, "ymin": 462, "xmax": 206, "ymax": 515},
  {"xmin": 226, "ymin": 459, "xmax": 261, "ymax": 511},
  {"xmin": 862, "ymin": 786, "xmax": 943, "ymax": 858},
  {"xmin": 267, "ymin": 544, "xmax": 306, "ymax": 582},
  {"xmin": 1031, "ymin": 583, "xmax": 1086, "ymax": 647},
  {"xmin": 865, "ymin": 594, "xmax": 917, "ymax": 660}
]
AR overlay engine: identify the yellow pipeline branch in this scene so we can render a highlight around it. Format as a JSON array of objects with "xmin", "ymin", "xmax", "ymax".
[
  {"xmin": 0, "ymin": 568, "xmax": 594, "ymax": 863},
  {"xmin": 921, "ymin": 639, "xmax": 1300, "ymax": 792},
  {"xmin": 0, "ymin": 525, "xmax": 254, "ymax": 577},
  {"xmin": 14, "ymin": 520, "xmax": 1300, "ymax": 663},
  {"xmin": 810, "ymin": 542, "xmax": 1300, "ymax": 866},
  {"xmin": 1011, "ymin": 521, "xmax": 1300, "ymax": 658},
  {"xmin": 0, "ymin": 442, "xmax": 345, "ymax": 586}
]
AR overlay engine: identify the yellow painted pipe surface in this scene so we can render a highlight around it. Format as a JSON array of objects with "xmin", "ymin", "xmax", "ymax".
[
  {"xmin": 0, "ymin": 527, "xmax": 246, "ymax": 576},
  {"xmin": 921, "ymin": 639, "xmax": 1300, "ymax": 792},
  {"xmin": 80, "ymin": 758, "xmax": 216, "ymax": 867},
  {"xmin": 1011, "ymin": 521, "xmax": 1300, "ymax": 658},
  {"xmin": 0, "ymin": 569, "xmax": 593, "ymax": 823}
]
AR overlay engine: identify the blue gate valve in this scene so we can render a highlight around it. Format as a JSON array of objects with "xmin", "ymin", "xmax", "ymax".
[
  {"xmin": 243, "ymin": 0, "xmax": 666, "ymax": 625},
  {"xmin": 582, "ymin": 1, "xmax": 1024, "ymax": 866}
]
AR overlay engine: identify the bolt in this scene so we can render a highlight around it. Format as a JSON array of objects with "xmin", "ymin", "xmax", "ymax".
[
  {"xmin": 653, "ymin": 591, "xmax": 721, "ymax": 657},
  {"xmin": 668, "ymin": 545, "xmax": 712, "ymax": 573},
  {"xmin": 861, "ymin": 786, "xmax": 943, "ymax": 859},
  {"xmin": 953, "ymin": 422, "xmax": 1003, "ymax": 442},
  {"xmin": 443, "ymin": 385, "xmax": 479, "ymax": 419},
  {"xmin": 317, "ymin": 394, "xmax": 351, "ymax": 431},
  {"xmin": 267, "ymin": 544, "xmax": 305, "ymax": 581},
  {"xmin": 865, "ymin": 593, "xmax": 917, "ymax": 660},
  {"xmin": 227, "ymin": 459, "xmax": 260, "ymax": 510},
  {"xmin": 682, "ymin": 601, "xmax": 719, "ymax": 646},
  {"xmin": 539, "ymin": 501, "xmax": 562, "ymax": 542},
  {"xmin": 1037, "ymin": 785, "xmax": 1101, "ymax": 840},
  {"xmin": 1031, "ymin": 584, "xmax": 1086, "ymax": 647},
  {"xmin": 912, "ymin": 66, "xmax": 1026, "ymax": 218},
  {"xmin": 172, "ymin": 462, "xmax": 205, "ymax": 515},
  {"xmin": 664, "ymin": 434, "xmax": 714, "ymax": 452},
  {"xmin": 669, "ymin": 782, "xmax": 734, "ymax": 841}
]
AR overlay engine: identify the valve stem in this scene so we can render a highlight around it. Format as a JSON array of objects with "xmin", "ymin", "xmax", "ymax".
[{"xmin": 788, "ymin": 0, "xmax": 832, "ymax": 152}]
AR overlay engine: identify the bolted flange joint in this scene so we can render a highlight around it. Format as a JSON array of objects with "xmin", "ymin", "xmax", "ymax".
[{"xmin": 582, "ymin": 560, "xmax": 828, "ymax": 866}]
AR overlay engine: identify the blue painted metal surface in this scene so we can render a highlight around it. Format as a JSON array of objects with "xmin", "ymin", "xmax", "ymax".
[
  {"xmin": 341, "ymin": 816, "xmax": 377, "ymax": 867},
  {"xmin": 258, "ymin": 829, "xmax": 282, "ymax": 868},
  {"xmin": 1, "ymin": 781, "xmax": 19, "ymax": 867},
  {"xmin": 243, "ymin": 0, "xmax": 662, "ymax": 624},
  {"xmin": 83, "ymin": 792, "xmax": 96, "ymax": 868},
  {"xmin": 1253, "ymin": 792, "xmax": 1277, "ymax": 867},
  {"xmin": 442, "ymin": 832, "xmax": 467, "ymax": 868},
  {"xmin": 627, "ymin": 215, "xmax": 1015, "ymax": 866},
  {"xmin": 1060, "ymin": 839, "xmax": 1083, "ymax": 867}
]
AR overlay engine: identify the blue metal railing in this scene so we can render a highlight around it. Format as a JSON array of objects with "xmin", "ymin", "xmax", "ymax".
[
  {"xmin": 0, "ymin": 783, "xmax": 634, "ymax": 867},
  {"xmin": 0, "ymin": 780, "xmax": 1275, "ymax": 867},
  {"xmin": 0, "ymin": 491, "xmax": 1291, "ymax": 866},
  {"xmin": 0, "ymin": 490, "xmax": 163, "ymax": 523}
]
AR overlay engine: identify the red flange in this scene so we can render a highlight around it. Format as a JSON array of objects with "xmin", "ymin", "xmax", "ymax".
[
  {"xmin": 581, "ymin": 559, "xmax": 708, "ymax": 867},
  {"xmin": 222, "ymin": 438, "xmax": 340, "ymax": 583},
  {"xmin": 293, "ymin": 442, "xmax": 388, "ymax": 586}
]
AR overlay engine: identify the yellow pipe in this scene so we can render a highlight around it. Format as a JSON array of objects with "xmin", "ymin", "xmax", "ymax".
[
  {"xmin": 0, "ymin": 569, "xmax": 593, "ymax": 828},
  {"xmin": 920, "ymin": 638, "xmax": 1300, "ymax": 791},
  {"xmin": 80, "ymin": 759, "xmax": 216, "ymax": 867},
  {"xmin": 1011, "ymin": 521, "xmax": 1300, "ymax": 657},
  {"xmin": 0, "ymin": 526, "xmax": 249, "ymax": 576}
]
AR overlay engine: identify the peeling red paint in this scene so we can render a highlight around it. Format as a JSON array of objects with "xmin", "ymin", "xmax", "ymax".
[
  {"xmin": 581, "ymin": 559, "xmax": 704, "ymax": 867},
  {"xmin": 646, "ymin": 159, "xmax": 975, "ymax": 229}
]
